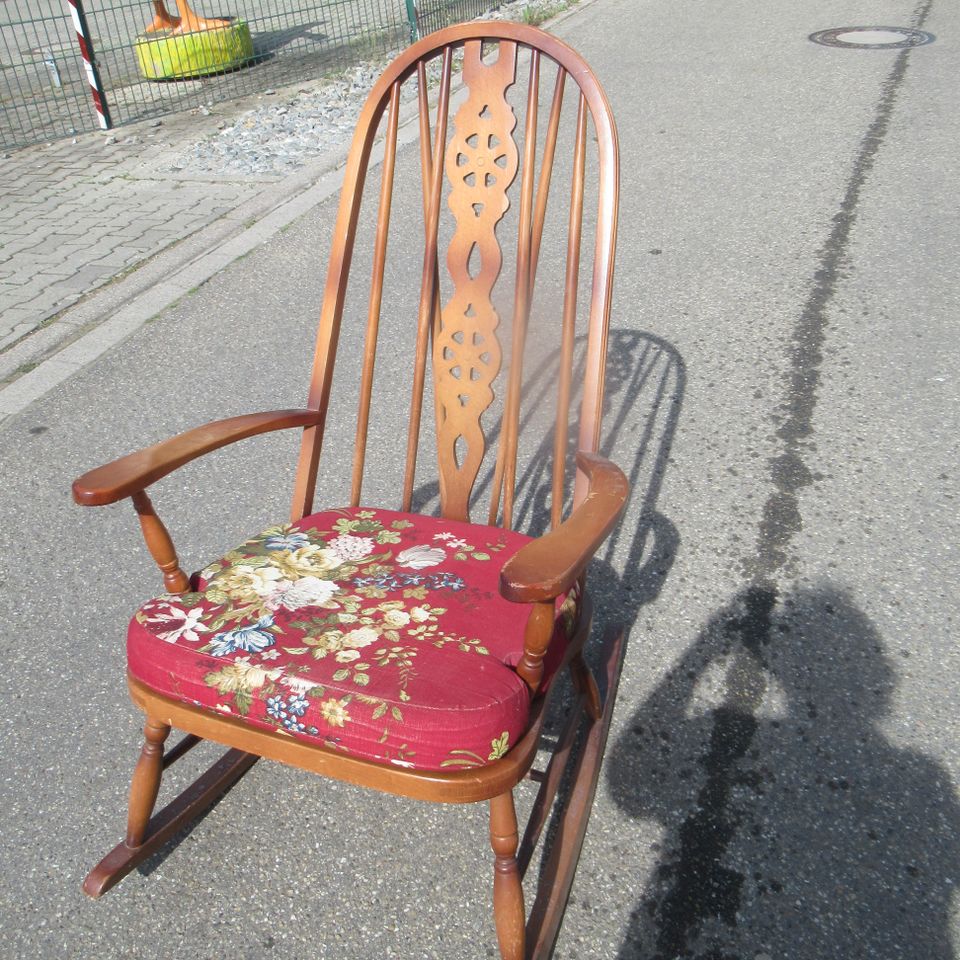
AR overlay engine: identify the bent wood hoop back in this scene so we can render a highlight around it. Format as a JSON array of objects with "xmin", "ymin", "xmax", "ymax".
[{"xmin": 291, "ymin": 22, "xmax": 619, "ymax": 529}]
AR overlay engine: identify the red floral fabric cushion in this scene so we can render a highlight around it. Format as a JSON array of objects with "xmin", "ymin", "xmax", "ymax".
[{"xmin": 128, "ymin": 508, "xmax": 573, "ymax": 771}]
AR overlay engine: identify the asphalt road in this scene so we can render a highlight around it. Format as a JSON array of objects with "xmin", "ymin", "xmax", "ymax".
[{"xmin": 1, "ymin": 0, "xmax": 957, "ymax": 957}]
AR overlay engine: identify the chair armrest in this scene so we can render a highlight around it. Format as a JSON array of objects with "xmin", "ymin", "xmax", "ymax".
[
  {"xmin": 499, "ymin": 451, "xmax": 629, "ymax": 603},
  {"xmin": 72, "ymin": 409, "xmax": 323, "ymax": 506}
]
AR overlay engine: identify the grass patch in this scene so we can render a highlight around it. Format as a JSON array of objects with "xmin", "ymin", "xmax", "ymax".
[{"xmin": 520, "ymin": 0, "xmax": 577, "ymax": 27}]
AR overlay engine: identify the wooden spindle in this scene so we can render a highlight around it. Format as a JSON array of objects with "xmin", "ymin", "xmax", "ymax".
[
  {"xmin": 131, "ymin": 490, "xmax": 190, "ymax": 593},
  {"xmin": 161, "ymin": 733, "xmax": 201, "ymax": 770},
  {"xmin": 403, "ymin": 46, "xmax": 453, "ymax": 512},
  {"xmin": 351, "ymin": 80, "xmax": 401, "ymax": 506},
  {"xmin": 487, "ymin": 442, "xmax": 507, "ymax": 526},
  {"xmin": 529, "ymin": 67, "xmax": 566, "ymax": 289},
  {"xmin": 573, "ymin": 93, "xmax": 619, "ymax": 507},
  {"xmin": 417, "ymin": 60, "xmax": 433, "ymax": 217},
  {"xmin": 416, "ymin": 60, "xmax": 446, "ymax": 469},
  {"xmin": 551, "ymin": 93, "xmax": 587, "ymax": 528},
  {"xmin": 488, "ymin": 65, "xmax": 565, "ymax": 529},
  {"xmin": 291, "ymin": 78, "xmax": 387, "ymax": 521},
  {"xmin": 515, "ymin": 599, "xmax": 554, "ymax": 693},
  {"xmin": 499, "ymin": 51, "xmax": 540, "ymax": 530}
]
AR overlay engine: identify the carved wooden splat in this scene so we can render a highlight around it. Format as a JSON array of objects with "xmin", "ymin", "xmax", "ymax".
[{"xmin": 435, "ymin": 39, "xmax": 520, "ymax": 520}]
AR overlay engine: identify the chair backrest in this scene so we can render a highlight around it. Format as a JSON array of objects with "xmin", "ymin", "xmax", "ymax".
[{"xmin": 290, "ymin": 22, "xmax": 619, "ymax": 531}]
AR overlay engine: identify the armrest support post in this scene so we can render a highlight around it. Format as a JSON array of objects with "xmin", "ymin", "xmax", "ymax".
[
  {"xmin": 131, "ymin": 491, "xmax": 190, "ymax": 594},
  {"xmin": 500, "ymin": 451, "xmax": 628, "ymax": 604},
  {"xmin": 515, "ymin": 600, "xmax": 554, "ymax": 694}
]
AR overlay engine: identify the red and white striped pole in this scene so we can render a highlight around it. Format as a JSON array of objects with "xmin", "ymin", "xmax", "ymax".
[{"xmin": 65, "ymin": 0, "xmax": 113, "ymax": 130}]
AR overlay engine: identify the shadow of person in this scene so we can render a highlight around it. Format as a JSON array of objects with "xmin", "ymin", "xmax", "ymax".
[{"xmin": 608, "ymin": 584, "xmax": 960, "ymax": 959}]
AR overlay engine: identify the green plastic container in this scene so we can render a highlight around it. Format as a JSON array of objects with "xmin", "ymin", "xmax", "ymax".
[{"xmin": 135, "ymin": 20, "xmax": 253, "ymax": 80}]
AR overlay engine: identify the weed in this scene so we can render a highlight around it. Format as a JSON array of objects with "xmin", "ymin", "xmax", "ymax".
[{"xmin": 521, "ymin": 1, "xmax": 573, "ymax": 27}]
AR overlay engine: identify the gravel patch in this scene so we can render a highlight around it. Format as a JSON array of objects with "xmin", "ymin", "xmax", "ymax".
[{"xmin": 171, "ymin": 0, "xmax": 577, "ymax": 176}]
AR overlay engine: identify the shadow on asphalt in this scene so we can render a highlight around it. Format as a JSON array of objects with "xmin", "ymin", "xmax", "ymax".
[
  {"xmin": 420, "ymin": 326, "xmax": 686, "ymax": 553},
  {"xmin": 607, "ymin": 582, "xmax": 960, "ymax": 960}
]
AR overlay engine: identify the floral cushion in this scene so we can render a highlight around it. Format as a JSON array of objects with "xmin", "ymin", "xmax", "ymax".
[{"xmin": 128, "ymin": 508, "xmax": 573, "ymax": 771}]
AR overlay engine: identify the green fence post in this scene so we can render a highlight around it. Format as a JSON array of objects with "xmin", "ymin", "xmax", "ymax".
[{"xmin": 404, "ymin": 0, "xmax": 419, "ymax": 42}]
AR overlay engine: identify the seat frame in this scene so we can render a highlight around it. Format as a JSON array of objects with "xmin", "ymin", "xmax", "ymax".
[{"xmin": 73, "ymin": 22, "xmax": 627, "ymax": 960}]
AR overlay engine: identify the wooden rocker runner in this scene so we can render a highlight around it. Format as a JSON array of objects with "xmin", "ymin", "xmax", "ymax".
[{"xmin": 73, "ymin": 22, "xmax": 625, "ymax": 959}]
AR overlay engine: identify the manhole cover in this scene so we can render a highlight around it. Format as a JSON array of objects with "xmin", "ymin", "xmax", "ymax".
[{"xmin": 809, "ymin": 26, "xmax": 935, "ymax": 49}]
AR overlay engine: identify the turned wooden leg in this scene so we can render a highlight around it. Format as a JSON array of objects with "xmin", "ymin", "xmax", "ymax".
[
  {"xmin": 570, "ymin": 653, "xmax": 602, "ymax": 722},
  {"xmin": 489, "ymin": 790, "xmax": 525, "ymax": 960},
  {"xmin": 131, "ymin": 492, "xmax": 191, "ymax": 594},
  {"xmin": 84, "ymin": 743, "xmax": 256, "ymax": 898},
  {"xmin": 125, "ymin": 718, "xmax": 171, "ymax": 847}
]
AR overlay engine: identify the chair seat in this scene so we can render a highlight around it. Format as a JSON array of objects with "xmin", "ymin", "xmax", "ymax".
[{"xmin": 128, "ymin": 508, "xmax": 572, "ymax": 771}]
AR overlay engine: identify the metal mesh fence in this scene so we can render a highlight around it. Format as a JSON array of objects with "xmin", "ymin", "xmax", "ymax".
[
  {"xmin": 1, "ymin": 0, "xmax": 495, "ymax": 151},
  {"xmin": 415, "ymin": 0, "xmax": 492, "ymax": 35},
  {"xmin": 1, "ymin": 1, "xmax": 98, "ymax": 147}
]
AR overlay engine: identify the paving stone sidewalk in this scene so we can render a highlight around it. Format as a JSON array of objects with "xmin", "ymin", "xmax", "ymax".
[{"xmin": 0, "ymin": 107, "xmax": 285, "ymax": 355}]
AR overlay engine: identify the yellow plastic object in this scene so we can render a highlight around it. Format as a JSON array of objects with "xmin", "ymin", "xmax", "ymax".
[{"xmin": 135, "ymin": 20, "xmax": 253, "ymax": 80}]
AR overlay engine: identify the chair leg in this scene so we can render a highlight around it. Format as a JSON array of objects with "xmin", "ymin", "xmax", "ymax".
[
  {"xmin": 569, "ymin": 652, "xmax": 602, "ymax": 722},
  {"xmin": 83, "ymin": 724, "xmax": 257, "ymax": 899},
  {"xmin": 489, "ymin": 790, "xmax": 526, "ymax": 960},
  {"xmin": 125, "ymin": 718, "xmax": 170, "ymax": 846}
]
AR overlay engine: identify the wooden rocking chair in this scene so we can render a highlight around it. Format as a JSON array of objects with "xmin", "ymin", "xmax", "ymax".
[{"xmin": 73, "ymin": 22, "xmax": 625, "ymax": 959}]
